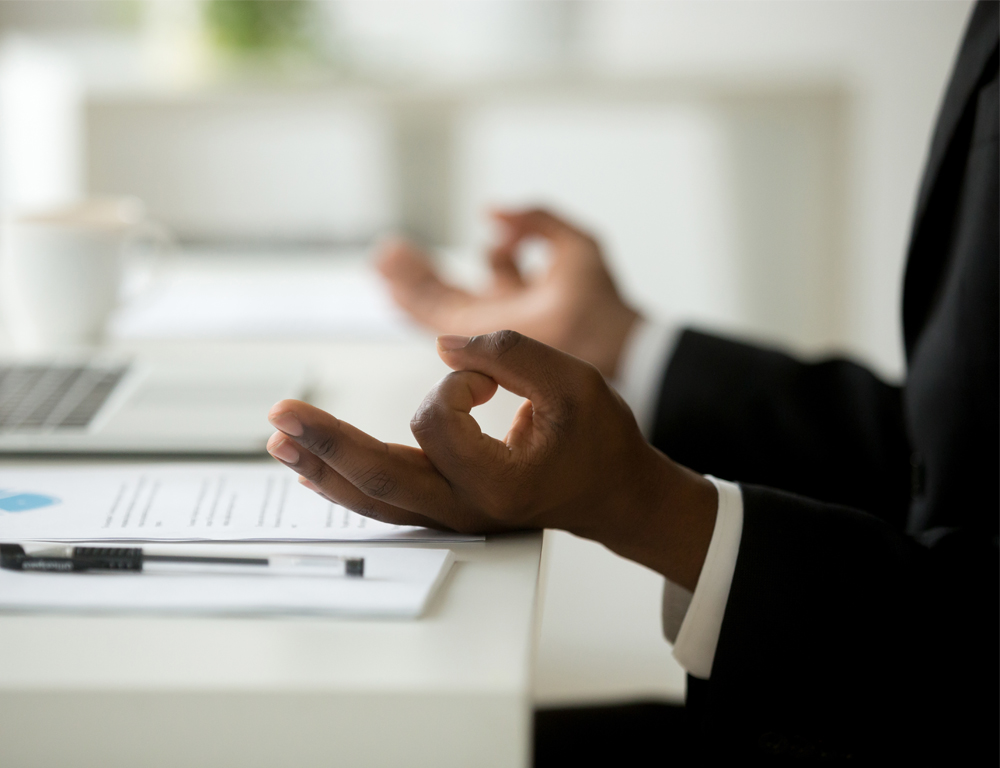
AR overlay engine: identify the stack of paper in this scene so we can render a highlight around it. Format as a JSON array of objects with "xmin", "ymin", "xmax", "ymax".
[
  {"xmin": 0, "ymin": 464, "xmax": 480, "ymax": 543},
  {"xmin": 0, "ymin": 465, "xmax": 473, "ymax": 617},
  {"xmin": 0, "ymin": 543, "xmax": 454, "ymax": 618}
]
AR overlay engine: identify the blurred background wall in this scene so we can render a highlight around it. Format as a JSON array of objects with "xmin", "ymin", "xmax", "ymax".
[{"xmin": 0, "ymin": 0, "xmax": 973, "ymax": 705}]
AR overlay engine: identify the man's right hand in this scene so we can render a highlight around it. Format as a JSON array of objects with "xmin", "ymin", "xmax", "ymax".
[
  {"xmin": 267, "ymin": 330, "xmax": 718, "ymax": 592},
  {"xmin": 376, "ymin": 208, "xmax": 641, "ymax": 378}
]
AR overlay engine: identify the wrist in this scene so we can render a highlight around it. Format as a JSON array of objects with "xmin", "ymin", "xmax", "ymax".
[{"xmin": 579, "ymin": 447, "xmax": 718, "ymax": 592}]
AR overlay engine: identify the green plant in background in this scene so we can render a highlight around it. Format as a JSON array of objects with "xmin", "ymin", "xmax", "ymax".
[{"xmin": 203, "ymin": 0, "xmax": 314, "ymax": 56}]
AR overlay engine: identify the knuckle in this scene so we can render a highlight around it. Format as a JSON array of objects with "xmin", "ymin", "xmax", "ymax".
[
  {"xmin": 303, "ymin": 430, "xmax": 341, "ymax": 463},
  {"xmin": 351, "ymin": 497, "xmax": 382, "ymax": 521},
  {"xmin": 300, "ymin": 459, "xmax": 334, "ymax": 490},
  {"xmin": 411, "ymin": 387, "xmax": 461, "ymax": 440},
  {"xmin": 480, "ymin": 329, "xmax": 523, "ymax": 359},
  {"xmin": 410, "ymin": 400, "xmax": 440, "ymax": 438},
  {"xmin": 354, "ymin": 467, "xmax": 397, "ymax": 500}
]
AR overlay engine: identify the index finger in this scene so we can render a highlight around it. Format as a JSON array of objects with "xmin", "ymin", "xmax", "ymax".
[
  {"xmin": 409, "ymin": 370, "xmax": 514, "ymax": 480},
  {"xmin": 436, "ymin": 330, "xmax": 599, "ymax": 411},
  {"xmin": 491, "ymin": 208, "xmax": 586, "ymax": 244}
]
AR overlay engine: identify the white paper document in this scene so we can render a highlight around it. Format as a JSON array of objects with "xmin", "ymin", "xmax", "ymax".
[
  {"xmin": 0, "ymin": 464, "xmax": 481, "ymax": 543},
  {"xmin": 0, "ymin": 543, "xmax": 455, "ymax": 618}
]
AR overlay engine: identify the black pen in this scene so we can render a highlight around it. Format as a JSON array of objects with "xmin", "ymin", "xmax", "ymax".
[{"xmin": 0, "ymin": 543, "xmax": 364, "ymax": 577}]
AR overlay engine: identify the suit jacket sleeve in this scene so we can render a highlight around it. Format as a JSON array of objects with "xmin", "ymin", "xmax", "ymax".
[
  {"xmin": 651, "ymin": 338, "xmax": 922, "ymax": 759},
  {"xmin": 648, "ymin": 4, "xmax": 998, "ymax": 761},
  {"xmin": 650, "ymin": 330, "xmax": 912, "ymax": 525},
  {"xmin": 651, "ymin": 328, "xmax": 996, "ymax": 762}
]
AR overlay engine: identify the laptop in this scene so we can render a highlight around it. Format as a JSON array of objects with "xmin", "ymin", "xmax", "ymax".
[{"xmin": 0, "ymin": 357, "xmax": 307, "ymax": 454}]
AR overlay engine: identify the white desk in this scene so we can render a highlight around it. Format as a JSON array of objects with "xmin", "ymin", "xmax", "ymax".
[{"xmin": 0, "ymin": 336, "xmax": 544, "ymax": 768}]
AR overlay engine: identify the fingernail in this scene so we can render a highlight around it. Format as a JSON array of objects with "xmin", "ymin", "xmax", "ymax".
[
  {"xmin": 437, "ymin": 334, "xmax": 471, "ymax": 351},
  {"xmin": 269, "ymin": 411, "xmax": 303, "ymax": 436},
  {"xmin": 267, "ymin": 436, "xmax": 299, "ymax": 465}
]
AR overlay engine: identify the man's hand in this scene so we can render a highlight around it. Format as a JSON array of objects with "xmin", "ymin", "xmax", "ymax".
[
  {"xmin": 376, "ymin": 209, "xmax": 641, "ymax": 378},
  {"xmin": 266, "ymin": 331, "xmax": 717, "ymax": 591}
]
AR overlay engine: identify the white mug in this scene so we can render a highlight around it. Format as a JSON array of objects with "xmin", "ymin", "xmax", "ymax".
[{"xmin": 0, "ymin": 197, "xmax": 169, "ymax": 352}]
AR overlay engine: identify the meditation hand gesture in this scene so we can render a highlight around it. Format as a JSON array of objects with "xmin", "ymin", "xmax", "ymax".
[
  {"xmin": 377, "ymin": 209, "xmax": 641, "ymax": 378},
  {"xmin": 267, "ymin": 331, "xmax": 716, "ymax": 592}
]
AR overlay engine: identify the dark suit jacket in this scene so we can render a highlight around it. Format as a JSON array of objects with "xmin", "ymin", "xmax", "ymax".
[{"xmin": 651, "ymin": 3, "xmax": 998, "ymax": 762}]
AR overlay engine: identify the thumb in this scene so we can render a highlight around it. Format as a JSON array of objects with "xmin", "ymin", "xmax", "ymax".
[{"xmin": 436, "ymin": 330, "xmax": 595, "ymax": 404}]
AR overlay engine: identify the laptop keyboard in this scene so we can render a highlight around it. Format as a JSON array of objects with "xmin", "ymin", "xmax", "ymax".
[{"xmin": 0, "ymin": 364, "xmax": 129, "ymax": 432}]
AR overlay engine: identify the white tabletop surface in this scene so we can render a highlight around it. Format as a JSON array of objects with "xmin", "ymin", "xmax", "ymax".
[{"xmin": 0, "ymin": 332, "xmax": 544, "ymax": 768}]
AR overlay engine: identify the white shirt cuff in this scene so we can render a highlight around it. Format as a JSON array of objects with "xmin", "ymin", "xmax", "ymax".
[
  {"xmin": 665, "ymin": 476, "xmax": 744, "ymax": 680},
  {"xmin": 611, "ymin": 318, "xmax": 680, "ymax": 439}
]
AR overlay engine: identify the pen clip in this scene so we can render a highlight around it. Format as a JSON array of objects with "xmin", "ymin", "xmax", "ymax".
[
  {"xmin": 0, "ymin": 543, "xmax": 27, "ymax": 567},
  {"xmin": 0, "ymin": 543, "xmax": 78, "ymax": 572},
  {"xmin": 0, "ymin": 543, "xmax": 143, "ymax": 572}
]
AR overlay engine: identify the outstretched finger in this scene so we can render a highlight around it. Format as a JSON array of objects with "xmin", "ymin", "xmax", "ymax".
[
  {"xmin": 267, "ymin": 432, "xmax": 448, "ymax": 529},
  {"xmin": 268, "ymin": 400, "xmax": 455, "ymax": 516}
]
